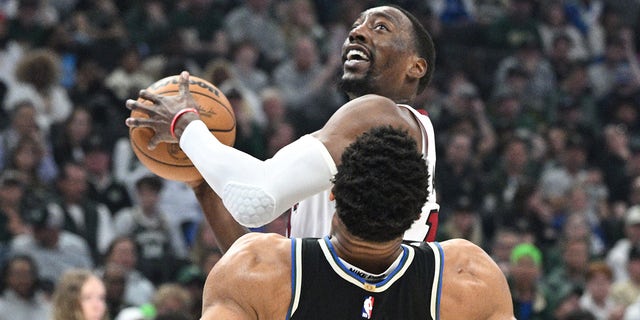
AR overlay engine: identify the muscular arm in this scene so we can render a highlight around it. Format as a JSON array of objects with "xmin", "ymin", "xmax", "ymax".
[
  {"xmin": 127, "ymin": 72, "xmax": 424, "ymax": 228},
  {"xmin": 439, "ymin": 239, "xmax": 516, "ymax": 320},
  {"xmin": 190, "ymin": 180, "xmax": 248, "ymax": 253},
  {"xmin": 201, "ymin": 233, "xmax": 292, "ymax": 320},
  {"xmin": 179, "ymin": 94, "xmax": 420, "ymax": 228}
]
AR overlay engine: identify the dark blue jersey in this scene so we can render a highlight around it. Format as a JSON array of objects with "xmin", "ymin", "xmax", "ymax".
[{"xmin": 287, "ymin": 236, "xmax": 444, "ymax": 320}]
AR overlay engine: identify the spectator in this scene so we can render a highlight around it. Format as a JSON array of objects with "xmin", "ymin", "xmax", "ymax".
[
  {"xmin": 259, "ymin": 87, "xmax": 297, "ymax": 158},
  {"xmin": 485, "ymin": 0, "xmax": 541, "ymax": 51},
  {"xmin": 489, "ymin": 227, "xmax": 522, "ymax": 278},
  {"xmin": 3, "ymin": 48, "xmax": 72, "ymax": 133},
  {"xmin": 537, "ymin": 2, "xmax": 589, "ymax": 61},
  {"xmin": 157, "ymin": 179, "xmax": 200, "ymax": 258},
  {"xmin": 104, "ymin": 46, "xmax": 153, "ymax": 102},
  {"xmin": 0, "ymin": 12, "xmax": 24, "ymax": 87},
  {"xmin": 50, "ymin": 161, "xmax": 115, "ymax": 263},
  {"xmin": 437, "ymin": 195, "xmax": 484, "ymax": 247},
  {"xmin": 101, "ymin": 262, "xmax": 130, "ymax": 319},
  {"xmin": 482, "ymin": 136, "xmax": 539, "ymax": 237},
  {"xmin": 508, "ymin": 242, "xmax": 552, "ymax": 320},
  {"xmin": 280, "ymin": 0, "xmax": 330, "ymax": 58},
  {"xmin": 579, "ymin": 261, "xmax": 625, "ymax": 320},
  {"xmin": 229, "ymin": 41, "xmax": 269, "ymax": 94},
  {"xmin": 599, "ymin": 124, "xmax": 633, "ymax": 203},
  {"xmin": 611, "ymin": 245, "xmax": 640, "ymax": 308},
  {"xmin": 111, "ymin": 135, "xmax": 152, "ymax": 200},
  {"xmin": 10, "ymin": 205, "xmax": 93, "ymax": 287},
  {"xmin": 0, "ymin": 255, "xmax": 51, "ymax": 320},
  {"xmin": 544, "ymin": 236, "xmax": 592, "ymax": 312},
  {"xmin": 0, "ymin": 170, "xmax": 30, "ymax": 257},
  {"xmin": 99, "ymin": 236, "xmax": 154, "ymax": 307},
  {"xmin": 538, "ymin": 135, "xmax": 591, "ymax": 213},
  {"xmin": 563, "ymin": 0, "xmax": 605, "ymax": 58},
  {"xmin": 220, "ymin": 86, "xmax": 266, "ymax": 159},
  {"xmin": 588, "ymin": 35, "xmax": 635, "ymax": 99},
  {"xmin": 4, "ymin": 133, "xmax": 57, "ymax": 196},
  {"xmin": 0, "ymin": 100, "xmax": 57, "ymax": 178},
  {"xmin": 83, "ymin": 135, "xmax": 131, "ymax": 216},
  {"xmin": 123, "ymin": 0, "xmax": 170, "ymax": 56},
  {"xmin": 151, "ymin": 283, "xmax": 192, "ymax": 319},
  {"xmin": 50, "ymin": 106, "xmax": 94, "ymax": 167},
  {"xmin": 547, "ymin": 62, "xmax": 599, "ymax": 133},
  {"xmin": 165, "ymin": 0, "xmax": 225, "ymax": 63},
  {"xmin": 553, "ymin": 286, "xmax": 586, "ymax": 320},
  {"xmin": 51, "ymin": 268, "xmax": 107, "ymax": 320},
  {"xmin": 223, "ymin": 0, "xmax": 287, "ymax": 70},
  {"xmin": 435, "ymin": 131, "xmax": 484, "ymax": 213},
  {"xmin": 6, "ymin": 0, "xmax": 54, "ymax": 49},
  {"xmin": 114, "ymin": 176, "xmax": 180, "ymax": 285},
  {"xmin": 608, "ymin": 205, "xmax": 640, "ymax": 282},
  {"xmin": 273, "ymin": 35, "xmax": 344, "ymax": 135},
  {"xmin": 493, "ymin": 37, "xmax": 557, "ymax": 114}
]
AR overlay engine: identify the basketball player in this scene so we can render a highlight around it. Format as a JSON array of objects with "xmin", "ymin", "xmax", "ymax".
[
  {"xmin": 126, "ymin": 5, "xmax": 440, "ymax": 249},
  {"xmin": 200, "ymin": 126, "xmax": 515, "ymax": 319}
]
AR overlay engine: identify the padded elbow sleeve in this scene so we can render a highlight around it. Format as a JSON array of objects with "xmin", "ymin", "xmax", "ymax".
[{"xmin": 181, "ymin": 121, "xmax": 337, "ymax": 227}]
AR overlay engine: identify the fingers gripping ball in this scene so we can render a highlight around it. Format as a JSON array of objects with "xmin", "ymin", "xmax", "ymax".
[{"xmin": 129, "ymin": 75, "xmax": 236, "ymax": 182}]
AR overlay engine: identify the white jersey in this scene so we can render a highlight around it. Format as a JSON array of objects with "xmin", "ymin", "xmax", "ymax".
[{"xmin": 288, "ymin": 105, "xmax": 439, "ymax": 242}]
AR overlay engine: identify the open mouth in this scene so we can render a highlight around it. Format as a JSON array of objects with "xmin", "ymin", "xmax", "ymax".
[
  {"xmin": 346, "ymin": 49, "xmax": 370, "ymax": 62},
  {"xmin": 344, "ymin": 49, "xmax": 371, "ymax": 70}
]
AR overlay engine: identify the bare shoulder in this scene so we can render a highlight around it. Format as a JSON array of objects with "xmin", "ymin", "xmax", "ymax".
[
  {"xmin": 202, "ymin": 233, "xmax": 292, "ymax": 320},
  {"xmin": 321, "ymin": 94, "xmax": 412, "ymax": 132},
  {"xmin": 439, "ymin": 239, "xmax": 515, "ymax": 320},
  {"xmin": 314, "ymin": 94, "xmax": 422, "ymax": 164}
]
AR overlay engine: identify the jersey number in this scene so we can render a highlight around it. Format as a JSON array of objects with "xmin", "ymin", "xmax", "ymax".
[{"xmin": 424, "ymin": 209, "xmax": 439, "ymax": 242}]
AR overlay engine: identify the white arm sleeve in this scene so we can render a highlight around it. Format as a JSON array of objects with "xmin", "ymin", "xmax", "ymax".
[{"xmin": 180, "ymin": 120, "xmax": 337, "ymax": 227}]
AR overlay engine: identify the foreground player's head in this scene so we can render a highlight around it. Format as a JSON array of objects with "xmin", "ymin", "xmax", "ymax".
[{"xmin": 332, "ymin": 126, "xmax": 429, "ymax": 242}]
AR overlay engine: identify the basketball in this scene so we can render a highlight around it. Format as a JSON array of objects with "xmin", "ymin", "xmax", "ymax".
[{"xmin": 129, "ymin": 75, "xmax": 236, "ymax": 182}]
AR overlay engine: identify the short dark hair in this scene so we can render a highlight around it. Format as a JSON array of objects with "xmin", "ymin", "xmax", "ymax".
[
  {"xmin": 333, "ymin": 126, "xmax": 429, "ymax": 242},
  {"xmin": 135, "ymin": 175, "xmax": 164, "ymax": 193},
  {"xmin": 390, "ymin": 5, "xmax": 436, "ymax": 93}
]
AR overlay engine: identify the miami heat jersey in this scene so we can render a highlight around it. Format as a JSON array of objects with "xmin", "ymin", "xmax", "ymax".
[
  {"xmin": 288, "ymin": 105, "xmax": 439, "ymax": 242},
  {"xmin": 287, "ymin": 237, "xmax": 444, "ymax": 320}
]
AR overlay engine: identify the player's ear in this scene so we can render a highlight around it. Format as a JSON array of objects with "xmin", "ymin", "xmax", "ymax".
[
  {"xmin": 408, "ymin": 57, "xmax": 427, "ymax": 80},
  {"xmin": 329, "ymin": 191, "xmax": 335, "ymax": 201}
]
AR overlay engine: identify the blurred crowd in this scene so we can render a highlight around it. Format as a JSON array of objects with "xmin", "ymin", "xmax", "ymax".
[{"xmin": 0, "ymin": 0, "xmax": 639, "ymax": 319}]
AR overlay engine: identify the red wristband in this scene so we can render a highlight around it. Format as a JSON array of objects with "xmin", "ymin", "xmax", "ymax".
[{"xmin": 170, "ymin": 108, "xmax": 200, "ymax": 139}]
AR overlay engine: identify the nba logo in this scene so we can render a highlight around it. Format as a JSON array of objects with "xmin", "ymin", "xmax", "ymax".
[{"xmin": 361, "ymin": 296, "xmax": 374, "ymax": 319}]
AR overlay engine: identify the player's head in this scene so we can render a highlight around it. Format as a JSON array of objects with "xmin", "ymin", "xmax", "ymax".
[
  {"xmin": 339, "ymin": 5, "xmax": 435, "ymax": 102},
  {"xmin": 332, "ymin": 126, "xmax": 429, "ymax": 242}
]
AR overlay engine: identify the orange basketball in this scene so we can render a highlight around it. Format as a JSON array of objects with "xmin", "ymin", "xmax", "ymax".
[{"xmin": 129, "ymin": 75, "xmax": 236, "ymax": 182}]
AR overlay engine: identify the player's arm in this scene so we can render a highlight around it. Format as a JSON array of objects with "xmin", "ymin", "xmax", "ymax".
[
  {"xmin": 439, "ymin": 239, "xmax": 516, "ymax": 320},
  {"xmin": 201, "ymin": 233, "xmax": 292, "ymax": 320},
  {"xmin": 189, "ymin": 179, "xmax": 248, "ymax": 253},
  {"xmin": 127, "ymin": 72, "xmax": 409, "ymax": 228}
]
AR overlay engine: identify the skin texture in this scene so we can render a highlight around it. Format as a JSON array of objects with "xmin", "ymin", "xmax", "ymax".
[
  {"xmin": 200, "ymin": 232, "xmax": 515, "ymax": 320},
  {"xmin": 126, "ymin": 6, "xmax": 515, "ymax": 319}
]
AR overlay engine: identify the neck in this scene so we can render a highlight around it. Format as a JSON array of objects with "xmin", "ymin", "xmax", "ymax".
[
  {"xmin": 347, "ymin": 92, "xmax": 414, "ymax": 105},
  {"xmin": 329, "ymin": 233, "xmax": 403, "ymax": 275}
]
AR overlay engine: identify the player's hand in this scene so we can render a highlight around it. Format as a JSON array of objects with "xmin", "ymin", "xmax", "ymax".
[{"xmin": 125, "ymin": 71, "xmax": 199, "ymax": 149}]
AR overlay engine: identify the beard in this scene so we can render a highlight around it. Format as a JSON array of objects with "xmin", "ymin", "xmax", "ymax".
[{"xmin": 337, "ymin": 70, "xmax": 379, "ymax": 98}]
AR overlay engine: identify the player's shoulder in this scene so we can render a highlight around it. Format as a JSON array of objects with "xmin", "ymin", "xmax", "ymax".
[
  {"xmin": 438, "ymin": 238, "xmax": 515, "ymax": 320},
  {"xmin": 439, "ymin": 238, "xmax": 498, "ymax": 276},
  {"xmin": 327, "ymin": 94, "xmax": 413, "ymax": 130},
  {"xmin": 226, "ymin": 232, "xmax": 291, "ymax": 260},
  {"xmin": 204, "ymin": 233, "xmax": 293, "ymax": 319}
]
